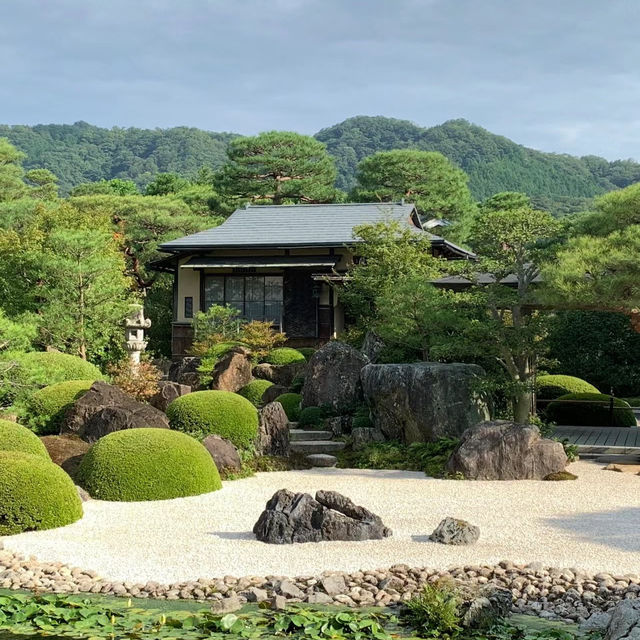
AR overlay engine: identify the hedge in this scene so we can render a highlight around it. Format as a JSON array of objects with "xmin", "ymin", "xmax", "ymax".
[
  {"xmin": 298, "ymin": 406, "xmax": 326, "ymax": 428},
  {"xmin": 275, "ymin": 393, "xmax": 302, "ymax": 421},
  {"xmin": 237, "ymin": 379, "xmax": 273, "ymax": 407},
  {"xmin": 166, "ymin": 390, "xmax": 258, "ymax": 448},
  {"xmin": 0, "ymin": 420, "xmax": 50, "ymax": 459},
  {"xmin": 536, "ymin": 375, "xmax": 599, "ymax": 401},
  {"xmin": 76, "ymin": 429, "xmax": 222, "ymax": 502},
  {"xmin": 547, "ymin": 392, "xmax": 637, "ymax": 427},
  {"xmin": 25, "ymin": 380, "xmax": 95, "ymax": 435},
  {"xmin": 263, "ymin": 348, "xmax": 306, "ymax": 366},
  {"xmin": 0, "ymin": 451, "xmax": 83, "ymax": 534}
]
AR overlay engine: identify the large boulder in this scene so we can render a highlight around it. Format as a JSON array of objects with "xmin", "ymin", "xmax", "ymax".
[
  {"xmin": 302, "ymin": 342, "xmax": 369, "ymax": 412},
  {"xmin": 446, "ymin": 421, "xmax": 568, "ymax": 480},
  {"xmin": 256, "ymin": 402, "xmax": 290, "ymax": 456},
  {"xmin": 253, "ymin": 362, "xmax": 306, "ymax": 388},
  {"xmin": 361, "ymin": 362, "xmax": 490, "ymax": 443},
  {"xmin": 253, "ymin": 489, "xmax": 392, "ymax": 544},
  {"xmin": 602, "ymin": 599, "xmax": 640, "ymax": 640},
  {"xmin": 149, "ymin": 381, "xmax": 191, "ymax": 413},
  {"xmin": 360, "ymin": 331, "xmax": 385, "ymax": 364},
  {"xmin": 209, "ymin": 347, "xmax": 253, "ymax": 392},
  {"xmin": 61, "ymin": 382, "xmax": 169, "ymax": 443},
  {"xmin": 202, "ymin": 434, "xmax": 242, "ymax": 474},
  {"xmin": 168, "ymin": 357, "xmax": 201, "ymax": 388}
]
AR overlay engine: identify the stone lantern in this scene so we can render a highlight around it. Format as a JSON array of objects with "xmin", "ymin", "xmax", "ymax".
[{"xmin": 125, "ymin": 303, "xmax": 151, "ymax": 365}]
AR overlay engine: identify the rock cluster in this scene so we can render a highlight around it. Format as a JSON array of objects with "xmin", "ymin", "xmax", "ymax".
[
  {"xmin": 0, "ymin": 546, "xmax": 639, "ymax": 624},
  {"xmin": 253, "ymin": 489, "xmax": 392, "ymax": 544}
]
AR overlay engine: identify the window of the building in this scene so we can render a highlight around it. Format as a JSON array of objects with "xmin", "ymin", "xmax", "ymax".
[
  {"xmin": 184, "ymin": 296, "xmax": 193, "ymax": 319},
  {"xmin": 204, "ymin": 275, "xmax": 283, "ymax": 327}
]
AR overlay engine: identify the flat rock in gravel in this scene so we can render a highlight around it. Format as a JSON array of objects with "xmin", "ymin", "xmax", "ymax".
[
  {"xmin": 306, "ymin": 453, "xmax": 337, "ymax": 467},
  {"xmin": 430, "ymin": 517, "xmax": 480, "ymax": 545},
  {"xmin": 253, "ymin": 488, "xmax": 392, "ymax": 544}
]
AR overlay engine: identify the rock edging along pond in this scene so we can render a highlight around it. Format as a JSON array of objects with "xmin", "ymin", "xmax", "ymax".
[{"xmin": 0, "ymin": 546, "xmax": 638, "ymax": 624}]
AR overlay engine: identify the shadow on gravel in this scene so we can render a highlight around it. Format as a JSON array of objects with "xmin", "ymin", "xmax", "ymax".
[
  {"xmin": 545, "ymin": 507, "xmax": 640, "ymax": 551},
  {"xmin": 208, "ymin": 531, "xmax": 255, "ymax": 540}
]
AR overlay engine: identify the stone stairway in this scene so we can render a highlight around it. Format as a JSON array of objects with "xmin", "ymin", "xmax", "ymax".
[{"xmin": 289, "ymin": 424, "xmax": 345, "ymax": 467}]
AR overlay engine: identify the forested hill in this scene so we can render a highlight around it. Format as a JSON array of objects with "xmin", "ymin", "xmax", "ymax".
[
  {"xmin": 316, "ymin": 117, "xmax": 640, "ymax": 209},
  {"xmin": 2, "ymin": 118, "xmax": 639, "ymax": 212}
]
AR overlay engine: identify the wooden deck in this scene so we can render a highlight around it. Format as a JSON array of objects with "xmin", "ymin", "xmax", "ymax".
[{"xmin": 554, "ymin": 425, "xmax": 640, "ymax": 458}]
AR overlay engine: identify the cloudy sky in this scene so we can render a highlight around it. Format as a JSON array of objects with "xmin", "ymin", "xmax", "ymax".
[{"xmin": 1, "ymin": 0, "xmax": 638, "ymax": 160}]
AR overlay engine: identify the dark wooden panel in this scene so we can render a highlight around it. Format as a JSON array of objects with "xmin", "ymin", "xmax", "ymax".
[
  {"xmin": 172, "ymin": 323, "xmax": 194, "ymax": 360},
  {"xmin": 318, "ymin": 305, "xmax": 331, "ymax": 339},
  {"xmin": 283, "ymin": 270, "xmax": 317, "ymax": 338}
]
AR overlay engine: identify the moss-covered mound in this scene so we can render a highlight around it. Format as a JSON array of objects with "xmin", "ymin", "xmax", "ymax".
[
  {"xmin": 263, "ymin": 348, "xmax": 306, "ymax": 366},
  {"xmin": 166, "ymin": 390, "xmax": 259, "ymax": 448},
  {"xmin": 298, "ymin": 406, "xmax": 326, "ymax": 428},
  {"xmin": 237, "ymin": 379, "xmax": 273, "ymax": 407},
  {"xmin": 536, "ymin": 375, "xmax": 599, "ymax": 401},
  {"xmin": 4, "ymin": 351, "xmax": 103, "ymax": 388},
  {"xmin": 0, "ymin": 419, "xmax": 50, "ymax": 459},
  {"xmin": 298, "ymin": 347, "xmax": 316, "ymax": 361},
  {"xmin": 76, "ymin": 429, "xmax": 222, "ymax": 502},
  {"xmin": 275, "ymin": 393, "xmax": 302, "ymax": 421},
  {"xmin": 25, "ymin": 380, "xmax": 95, "ymax": 435},
  {"xmin": 0, "ymin": 451, "xmax": 83, "ymax": 534},
  {"xmin": 547, "ymin": 392, "xmax": 636, "ymax": 427}
]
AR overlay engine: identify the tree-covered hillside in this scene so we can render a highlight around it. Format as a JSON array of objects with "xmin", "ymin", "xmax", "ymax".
[
  {"xmin": 316, "ymin": 116, "xmax": 640, "ymax": 211},
  {"xmin": 0, "ymin": 122, "xmax": 237, "ymax": 195}
]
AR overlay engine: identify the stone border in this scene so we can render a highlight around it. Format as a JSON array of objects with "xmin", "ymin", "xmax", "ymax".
[{"xmin": 0, "ymin": 545, "xmax": 638, "ymax": 623}]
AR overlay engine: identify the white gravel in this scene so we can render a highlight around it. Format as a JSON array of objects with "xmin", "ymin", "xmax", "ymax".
[{"xmin": 5, "ymin": 461, "xmax": 640, "ymax": 584}]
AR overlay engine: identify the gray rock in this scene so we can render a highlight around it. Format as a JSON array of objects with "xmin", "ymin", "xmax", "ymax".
[
  {"xmin": 280, "ymin": 580, "xmax": 305, "ymax": 599},
  {"xmin": 254, "ymin": 362, "xmax": 307, "ymax": 388},
  {"xmin": 430, "ymin": 517, "xmax": 480, "ymax": 545},
  {"xmin": 580, "ymin": 612, "xmax": 612, "ymax": 633},
  {"xmin": 361, "ymin": 331, "xmax": 386, "ymax": 364},
  {"xmin": 261, "ymin": 384, "xmax": 289, "ymax": 405},
  {"xmin": 257, "ymin": 402, "xmax": 290, "ymax": 456},
  {"xmin": 302, "ymin": 342, "xmax": 369, "ymax": 412},
  {"xmin": 210, "ymin": 595, "xmax": 242, "ymax": 614},
  {"xmin": 307, "ymin": 592, "xmax": 334, "ymax": 605},
  {"xmin": 306, "ymin": 454, "xmax": 337, "ymax": 467},
  {"xmin": 61, "ymin": 382, "xmax": 169, "ymax": 443},
  {"xmin": 149, "ymin": 381, "xmax": 191, "ymax": 413},
  {"xmin": 361, "ymin": 362, "xmax": 490, "ymax": 443},
  {"xmin": 327, "ymin": 416, "xmax": 351, "ymax": 437},
  {"xmin": 461, "ymin": 586, "xmax": 513, "ymax": 629},
  {"xmin": 605, "ymin": 600, "xmax": 640, "ymax": 640},
  {"xmin": 202, "ymin": 435, "xmax": 242, "ymax": 473},
  {"xmin": 245, "ymin": 587, "xmax": 269, "ymax": 602},
  {"xmin": 352, "ymin": 427, "xmax": 385, "ymax": 450},
  {"xmin": 321, "ymin": 574, "xmax": 347, "ymax": 596},
  {"xmin": 447, "ymin": 421, "xmax": 568, "ymax": 480},
  {"xmin": 253, "ymin": 489, "xmax": 392, "ymax": 544},
  {"xmin": 168, "ymin": 357, "xmax": 201, "ymax": 389},
  {"xmin": 209, "ymin": 347, "xmax": 253, "ymax": 392},
  {"xmin": 269, "ymin": 595, "xmax": 287, "ymax": 610},
  {"xmin": 75, "ymin": 485, "xmax": 91, "ymax": 502}
]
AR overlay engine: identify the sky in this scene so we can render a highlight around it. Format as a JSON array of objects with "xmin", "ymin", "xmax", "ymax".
[{"xmin": 1, "ymin": 0, "xmax": 639, "ymax": 160}]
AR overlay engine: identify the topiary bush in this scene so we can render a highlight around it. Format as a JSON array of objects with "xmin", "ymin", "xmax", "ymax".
[
  {"xmin": 76, "ymin": 429, "xmax": 222, "ymax": 502},
  {"xmin": 263, "ymin": 347, "xmax": 306, "ymax": 366},
  {"xmin": 237, "ymin": 379, "xmax": 273, "ymax": 407},
  {"xmin": 166, "ymin": 390, "xmax": 259, "ymax": 448},
  {"xmin": 25, "ymin": 380, "xmax": 95, "ymax": 435},
  {"xmin": 547, "ymin": 392, "xmax": 636, "ymax": 427},
  {"xmin": 298, "ymin": 406, "xmax": 326, "ymax": 428},
  {"xmin": 0, "ymin": 420, "xmax": 50, "ymax": 459},
  {"xmin": 274, "ymin": 393, "xmax": 302, "ymax": 421},
  {"xmin": 0, "ymin": 451, "xmax": 83, "ymax": 534},
  {"xmin": 298, "ymin": 347, "xmax": 316, "ymax": 361},
  {"xmin": 536, "ymin": 374, "xmax": 599, "ymax": 401}
]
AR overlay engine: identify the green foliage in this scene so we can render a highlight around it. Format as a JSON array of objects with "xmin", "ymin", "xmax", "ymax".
[
  {"xmin": 0, "ymin": 350, "xmax": 102, "ymax": 405},
  {"xmin": 0, "ymin": 138, "xmax": 28, "ymax": 201},
  {"xmin": 191, "ymin": 305, "xmax": 245, "ymax": 352},
  {"xmin": 275, "ymin": 393, "xmax": 302, "ymax": 421},
  {"xmin": 25, "ymin": 379, "xmax": 95, "ymax": 435},
  {"xmin": 0, "ymin": 310, "xmax": 37, "ymax": 352},
  {"xmin": 402, "ymin": 582, "xmax": 462, "ymax": 639},
  {"xmin": 0, "ymin": 419, "xmax": 50, "ymax": 458},
  {"xmin": 353, "ymin": 149, "xmax": 476, "ymax": 223},
  {"xmin": 0, "ymin": 450, "xmax": 82, "ymax": 534},
  {"xmin": 76, "ymin": 428, "xmax": 221, "ymax": 501},
  {"xmin": 547, "ymin": 392, "xmax": 636, "ymax": 427},
  {"xmin": 338, "ymin": 438, "xmax": 459, "ymax": 478},
  {"xmin": 237, "ymin": 379, "xmax": 273, "ymax": 407},
  {"xmin": 263, "ymin": 347, "xmax": 306, "ymax": 365},
  {"xmin": 167, "ymin": 390, "xmax": 259, "ymax": 448},
  {"xmin": 298, "ymin": 406, "xmax": 327, "ymax": 428},
  {"xmin": 536, "ymin": 374, "xmax": 599, "ymax": 401},
  {"xmin": 145, "ymin": 172, "xmax": 190, "ymax": 196},
  {"xmin": 298, "ymin": 347, "xmax": 316, "ymax": 360},
  {"xmin": 216, "ymin": 131, "xmax": 338, "ymax": 205},
  {"xmin": 71, "ymin": 178, "xmax": 139, "ymax": 196}
]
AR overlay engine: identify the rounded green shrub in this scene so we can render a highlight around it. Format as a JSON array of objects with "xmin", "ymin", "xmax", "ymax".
[
  {"xmin": 275, "ymin": 393, "xmax": 302, "ymax": 421},
  {"xmin": 237, "ymin": 379, "xmax": 273, "ymax": 407},
  {"xmin": 25, "ymin": 380, "xmax": 95, "ymax": 435},
  {"xmin": 536, "ymin": 374, "xmax": 599, "ymax": 401},
  {"xmin": 352, "ymin": 414, "xmax": 373, "ymax": 430},
  {"xmin": 547, "ymin": 392, "xmax": 636, "ymax": 427},
  {"xmin": 76, "ymin": 429, "xmax": 221, "ymax": 502},
  {"xmin": 263, "ymin": 348, "xmax": 306, "ymax": 366},
  {"xmin": 167, "ymin": 390, "xmax": 258, "ymax": 448},
  {"xmin": 298, "ymin": 406, "xmax": 326, "ymax": 428},
  {"xmin": 0, "ymin": 451, "xmax": 83, "ymax": 534},
  {"xmin": 0, "ymin": 420, "xmax": 50, "ymax": 459},
  {"xmin": 298, "ymin": 347, "xmax": 316, "ymax": 361}
]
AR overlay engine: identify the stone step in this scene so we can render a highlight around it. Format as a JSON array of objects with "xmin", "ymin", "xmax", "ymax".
[
  {"xmin": 306, "ymin": 453, "xmax": 337, "ymax": 468},
  {"xmin": 289, "ymin": 429, "xmax": 333, "ymax": 442},
  {"xmin": 290, "ymin": 440, "xmax": 346, "ymax": 455}
]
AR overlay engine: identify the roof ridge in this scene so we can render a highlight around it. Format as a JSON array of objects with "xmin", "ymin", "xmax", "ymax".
[{"xmin": 240, "ymin": 201, "xmax": 412, "ymax": 209}]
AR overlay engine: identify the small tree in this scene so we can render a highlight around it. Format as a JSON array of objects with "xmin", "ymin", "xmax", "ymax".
[
  {"xmin": 190, "ymin": 305, "xmax": 245, "ymax": 356},
  {"xmin": 240, "ymin": 321, "xmax": 286, "ymax": 361}
]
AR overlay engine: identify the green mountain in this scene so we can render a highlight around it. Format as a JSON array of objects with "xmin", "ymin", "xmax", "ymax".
[{"xmin": 1, "ymin": 117, "xmax": 639, "ymax": 213}]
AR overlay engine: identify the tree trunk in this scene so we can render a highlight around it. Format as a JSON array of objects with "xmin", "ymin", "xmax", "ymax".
[{"xmin": 513, "ymin": 389, "xmax": 533, "ymax": 424}]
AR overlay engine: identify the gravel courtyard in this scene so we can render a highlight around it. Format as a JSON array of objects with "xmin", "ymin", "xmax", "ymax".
[{"xmin": 6, "ymin": 460, "xmax": 640, "ymax": 584}]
